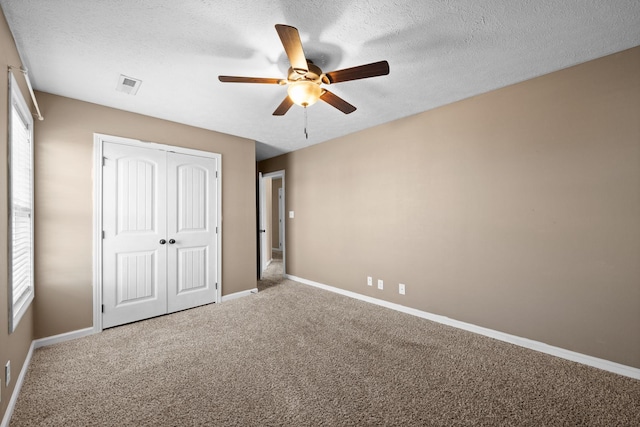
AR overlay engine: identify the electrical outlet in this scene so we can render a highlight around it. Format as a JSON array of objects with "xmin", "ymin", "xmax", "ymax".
[
  {"xmin": 377, "ymin": 279, "xmax": 384, "ymax": 290},
  {"xmin": 367, "ymin": 276, "xmax": 372, "ymax": 286},
  {"xmin": 399, "ymin": 283, "xmax": 406, "ymax": 295},
  {"xmin": 5, "ymin": 361, "xmax": 10, "ymax": 386}
]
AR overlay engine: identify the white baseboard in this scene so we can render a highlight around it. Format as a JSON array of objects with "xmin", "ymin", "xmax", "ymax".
[
  {"xmin": 33, "ymin": 327, "xmax": 96, "ymax": 349},
  {"xmin": 1, "ymin": 341, "xmax": 35, "ymax": 427},
  {"xmin": 221, "ymin": 288, "xmax": 258, "ymax": 302},
  {"xmin": 286, "ymin": 274, "xmax": 640, "ymax": 380}
]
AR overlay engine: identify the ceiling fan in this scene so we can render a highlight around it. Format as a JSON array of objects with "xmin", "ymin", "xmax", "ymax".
[{"xmin": 218, "ymin": 24, "xmax": 390, "ymax": 116}]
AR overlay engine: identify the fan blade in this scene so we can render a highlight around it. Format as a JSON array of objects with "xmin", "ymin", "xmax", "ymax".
[
  {"xmin": 218, "ymin": 76, "xmax": 283, "ymax": 84},
  {"xmin": 320, "ymin": 90, "xmax": 357, "ymax": 114},
  {"xmin": 273, "ymin": 96, "xmax": 294, "ymax": 116},
  {"xmin": 275, "ymin": 24, "xmax": 308, "ymax": 73},
  {"xmin": 324, "ymin": 60, "xmax": 390, "ymax": 84}
]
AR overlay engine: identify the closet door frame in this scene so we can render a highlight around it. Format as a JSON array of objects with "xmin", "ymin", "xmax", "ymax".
[{"xmin": 92, "ymin": 133, "xmax": 222, "ymax": 333}]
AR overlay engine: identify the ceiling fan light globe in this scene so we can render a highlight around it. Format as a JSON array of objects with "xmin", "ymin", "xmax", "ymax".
[{"xmin": 287, "ymin": 81, "xmax": 322, "ymax": 107}]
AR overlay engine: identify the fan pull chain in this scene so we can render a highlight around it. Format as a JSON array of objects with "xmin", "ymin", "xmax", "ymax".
[{"xmin": 304, "ymin": 106, "xmax": 309, "ymax": 139}]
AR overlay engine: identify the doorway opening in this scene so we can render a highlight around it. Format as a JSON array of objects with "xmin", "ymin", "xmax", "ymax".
[{"xmin": 258, "ymin": 170, "xmax": 285, "ymax": 288}]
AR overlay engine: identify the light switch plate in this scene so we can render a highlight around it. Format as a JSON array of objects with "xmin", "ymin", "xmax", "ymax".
[{"xmin": 289, "ymin": 211, "xmax": 295, "ymax": 218}]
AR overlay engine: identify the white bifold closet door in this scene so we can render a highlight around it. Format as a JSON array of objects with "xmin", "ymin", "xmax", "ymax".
[{"xmin": 102, "ymin": 142, "xmax": 219, "ymax": 329}]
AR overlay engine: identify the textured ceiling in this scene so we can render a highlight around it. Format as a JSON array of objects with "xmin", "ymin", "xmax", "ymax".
[{"xmin": 2, "ymin": 1, "xmax": 639, "ymax": 160}]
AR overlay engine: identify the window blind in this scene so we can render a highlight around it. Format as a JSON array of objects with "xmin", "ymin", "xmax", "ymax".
[
  {"xmin": 9, "ymin": 72, "xmax": 35, "ymax": 332},
  {"xmin": 11, "ymin": 105, "xmax": 33, "ymax": 302}
]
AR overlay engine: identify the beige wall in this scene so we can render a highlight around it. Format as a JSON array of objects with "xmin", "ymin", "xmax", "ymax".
[
  {"xmin": 33, "ymin": 92, "xmax": 257, "ymax": 339},
  {"xmin": 0, "ymin": 8, "xmax": 35, "ymax": 419},
  {"xmin": 259, "ymin": 47, "xmax": 640, "ymax": 368}
]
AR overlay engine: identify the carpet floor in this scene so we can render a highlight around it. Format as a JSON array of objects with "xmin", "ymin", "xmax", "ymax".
[{"xmin": 9, "ymin": 258, "xmax": 640, "ymax": 426}]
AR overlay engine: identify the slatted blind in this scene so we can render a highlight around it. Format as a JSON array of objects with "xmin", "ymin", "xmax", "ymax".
[{"xmin": 9, "ymin": 72, "xmax": 34, "ymax": 331}]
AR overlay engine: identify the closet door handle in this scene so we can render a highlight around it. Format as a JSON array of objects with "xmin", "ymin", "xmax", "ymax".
[
  {"xmin": 169, "ymin": 239, "xmax": 176, "ymax": 244},
  {"xmin": 159, "ymin": 239, "xmax": 166, "ymax": 245}
]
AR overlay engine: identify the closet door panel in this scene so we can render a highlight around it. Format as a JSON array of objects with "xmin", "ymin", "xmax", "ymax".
[
  {"xmin": 102, "ymin": 142, "xmax": 168, "ymax": 328},
  {"xmin": 166, "ymin": 152, "xmax": 218, "ymax": 313}
]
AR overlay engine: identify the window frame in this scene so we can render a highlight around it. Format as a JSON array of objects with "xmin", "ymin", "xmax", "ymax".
[{"xmin": 8, "ymin": 71, "xmax": 35, "ymax": 333}]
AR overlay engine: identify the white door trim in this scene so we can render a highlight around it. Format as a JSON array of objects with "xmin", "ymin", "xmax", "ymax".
[
  {"xmin": 259, "ymin": 172, "xmax": 267, "ymax": 274},
  {"xmin": 92, "ymin": 133, "xmax": 222, "ymax": 333},
  {"xmin": 260, "ymin": 170, "xmax": 286, "ymax": 276}
]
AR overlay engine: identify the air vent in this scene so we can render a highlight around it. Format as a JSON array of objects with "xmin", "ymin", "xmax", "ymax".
[{"xmin": 116, "ymin": 74, "xmax": 142, "ymax": 95}]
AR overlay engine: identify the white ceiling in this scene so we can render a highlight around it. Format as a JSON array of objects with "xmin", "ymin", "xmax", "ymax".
[{"xmin": 2, "ymin": 1, "xmax": 639, "ymax": 160}]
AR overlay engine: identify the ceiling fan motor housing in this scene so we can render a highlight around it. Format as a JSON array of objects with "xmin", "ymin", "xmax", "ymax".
[{"xmin": 288, "ymin": 61, "xmax": 323, "ymax": 84}]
